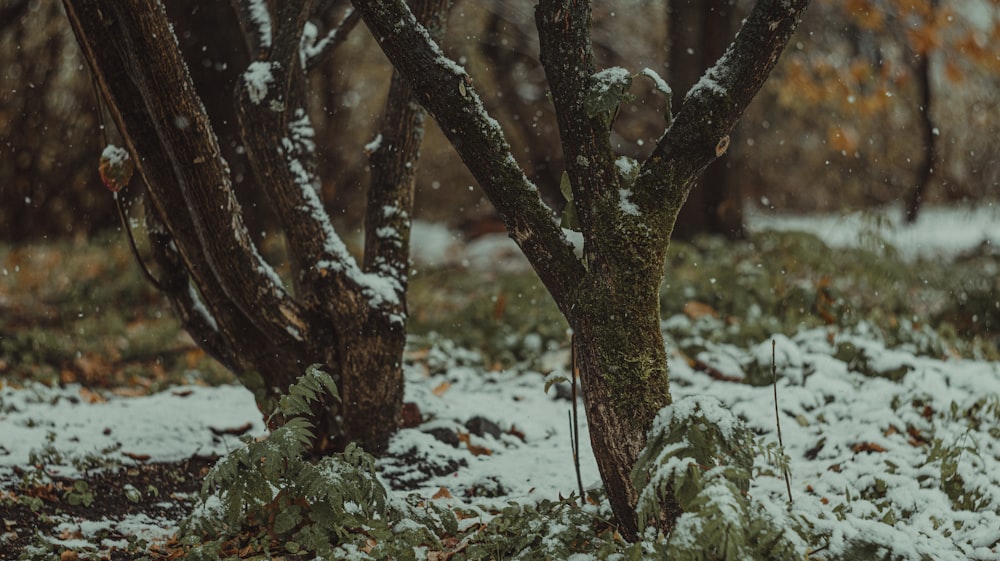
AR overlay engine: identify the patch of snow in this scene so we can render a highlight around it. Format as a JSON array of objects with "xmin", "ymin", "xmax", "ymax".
[
  {"xmin": 245, "ymin": 0, "xmax": 272, "ymax": 48},
  {"xmin": 591, "ymin": 67, "xmax": 631, "ymax": 90},
  {"xmin": 365, "ymin": 133, "xmax": 383, "ymax": 153},
  {"xmin": 243, "ymin": 61, "xmax": 275, "ymax": 104},
  {"xmin": 0, "ymin": 384, "xmax": 264, "ymax": 477},
  {"xmin": 687, "ymin": 50, "xmax": 732, "ymax": 100},
  {"xmin": 618, "ymin": 188, "xmax": 640, "ymax": 216},
  {"xmin": 639, "ymin": 67, "xmax": 671, "ymax": 96},
  {"xmin": 100, "ymin": 145, "xmax": 130, "ymax": 166},
  {"xmin": 747, "ymin": 204, "xmax": 1000, "ymax": 261}
]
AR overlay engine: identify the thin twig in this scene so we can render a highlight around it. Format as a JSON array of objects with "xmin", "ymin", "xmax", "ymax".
[
  {"xmin": 304, "ymin": 8, "xmax": 361, "ymax": 70},
  {"xmin": 570, "ymin": 334, "xmax": 585, "ymax": 505},
  {"xmin": 773, "ymin": 339, "xmax": 793, "ymax": 504}
]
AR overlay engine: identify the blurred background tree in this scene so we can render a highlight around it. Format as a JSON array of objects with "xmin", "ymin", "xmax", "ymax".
[
  {"xmin": 0, "ymin": 0, "xmax": 113, "ymax": 241},
  {"xmin": 2, "ymin": 0, "xmax": 998, "ymax": 242}
]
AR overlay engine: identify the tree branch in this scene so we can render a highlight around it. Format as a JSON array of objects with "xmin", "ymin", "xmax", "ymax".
[
  {"xmin": 303, "ymin": 8, "xmax": 361, "ymax": 70},
  {"xmin": 231, "ymin": 0, "xmax": 273, "ymax": 55},
  {"xmin": 636, "ymin": 0, "xmax": 810, "ymax": 215},
  {"xmin": 352, "ymin": 0, "xmax": 586, "ymax": 314},
  {"xmin": 233, "ymin": 0, "xmax": 395, "ymax": 322},
  {"xmin": 364, "ymin": 0, "xmax": 449, "ymax": 316},
  {"xmin": 64, "ymin": 0, "xmax": 313, "ymax": 347},
  {"xmin": 535, "ymin": 1, "xmax": 627, "ymax": 261}
]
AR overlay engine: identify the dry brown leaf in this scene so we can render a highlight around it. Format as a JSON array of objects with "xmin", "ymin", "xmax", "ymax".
[
  {"xmin": 457, "ymin": 432, "xmax": 492, "ymax": 457},
  {"xmin": 432, "ymin": 381, "xmax": 451, "ymax": 397},
  {"xmin": 78, "ymin": 387, "xmax": 106, "ymax": 404},
  {"xmin": 432, "ymin": 487, "xmax": 452, "ymax": 500},
  {"xmin": 209, "ymin": 422, "xmax": 253, "ymax": 436},
  {"xmin": 852, "ymin": 442, "xmax": 887, "ymax": 453},
  {"xmin": 682, "ymin": 300, "xmax": 717, "ymax": 319}
]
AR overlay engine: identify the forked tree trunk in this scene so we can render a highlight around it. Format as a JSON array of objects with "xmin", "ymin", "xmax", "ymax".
[
  {"xmin": 62, "ymin": 0, "xmax": 446, "ymax": 454},
  {"xmin": 355, "ymin": 0, "xmax": 809, "ymax": 538}
]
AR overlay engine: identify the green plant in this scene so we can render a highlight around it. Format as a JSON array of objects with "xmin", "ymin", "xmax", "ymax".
[
  {"xmin": 63, "ymin": 480, "xmax": 94, "ymax": 507},
  {"xmin": 178, "ymin": 365, "xmax": 439, "ymax": 559},
  {"xmin": 632, "ymin": 396, "xmax": 804, "ymax": 561}
]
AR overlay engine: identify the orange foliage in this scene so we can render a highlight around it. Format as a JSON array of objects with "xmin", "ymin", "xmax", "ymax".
[{"xmin": 844, "ymin": 0, "xmax": 885, "ymax": 30}]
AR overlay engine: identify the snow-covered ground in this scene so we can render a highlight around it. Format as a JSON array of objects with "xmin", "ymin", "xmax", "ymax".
[
  {"xmin": 746, "ymin": 202, "xmax": 1000, "ymax": 261},
  {"xmin": 1, "ymin": 204, "xmax": 998, "ymax": 558}
]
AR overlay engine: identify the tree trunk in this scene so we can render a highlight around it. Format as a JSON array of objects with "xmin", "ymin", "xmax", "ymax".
[
  {"xmin": 569, "ymin": 263, "xmax": 675, "ymax": 539},
  {"xmin": 355, "ymin": 0, "xmax": 808, "ymax": 537},
  {"xmin": 62, "ymin": 0, "xmax": 444, "ymax": 455},
  {"xmin": 905, "ymin": 33, "xmax": 937, "ymax": 223}
]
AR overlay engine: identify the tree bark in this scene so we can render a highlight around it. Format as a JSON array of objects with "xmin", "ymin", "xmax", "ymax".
[{"xmin": 354, "ymin": 0, "xmax": 809, "ymax": 538}]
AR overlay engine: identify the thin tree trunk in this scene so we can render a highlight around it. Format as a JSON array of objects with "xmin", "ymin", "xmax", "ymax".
[{"xmin": 905, "ymin": 47, "xmax": 935, "ymax": 223}]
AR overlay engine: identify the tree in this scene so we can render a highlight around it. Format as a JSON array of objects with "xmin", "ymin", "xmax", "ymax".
[
  {"xmin": 64, "ymin": 0, "xmax": 808, "ymax": 539},
  {"xmin": 63, "ymin": 0, "xmax": 447, "ymax": 455},
  {"xmin": 356, "ymin": 0, "xmax": 808, "ymax": 538}
]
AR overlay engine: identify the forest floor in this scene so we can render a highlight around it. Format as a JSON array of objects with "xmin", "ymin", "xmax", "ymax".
[{"xmin": 1, "ymin": 204, "xmax": 999, "ymax": 560}]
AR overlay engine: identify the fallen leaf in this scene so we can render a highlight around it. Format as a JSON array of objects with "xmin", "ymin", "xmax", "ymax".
[
  {"xmin": 123, "ymin": 452, "xmax": 151, "ymax": 462},
  {"xmin": 78, "ymin": 387, "xmax": 106, "ymax": 404},
  {"xmin": 682, "ymin": 300, "xmax": 717, "ymax": 319},
  {"xmin": 852, "ymin": 442, "xmax": 887, "ymax": 453},
  {"xmin": 508, "ymin": 425, "xmax": 526, "ymax": 442},
  {"xmin": 432, "ymin": 487, "xmax": 452, "ymax": 500},
  {"xmin": 432, "ymin": 381, "xmax": 451, "ymax": 397},
  {"xmin": 457, "ymin": 432, "xmax": 492, "ymax": 456},
  {"xmin": 209, "ymin": 422, "xmax": 252, "ymax": 436}
]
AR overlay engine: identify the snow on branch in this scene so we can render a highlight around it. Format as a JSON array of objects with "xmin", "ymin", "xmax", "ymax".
[
  {"xmin": 234, "ymin": 0, "xmax": 273, "ymax": 52},
  {"xmin": 301, "ymin": 8, "xmax": 361, "ymax": 70},
  {"xmin": 353, "ymin": 0, "xmax": 586, "ymax": 312}
]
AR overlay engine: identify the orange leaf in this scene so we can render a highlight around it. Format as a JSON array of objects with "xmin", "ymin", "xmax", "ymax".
[
  {"xmin": 432, "ymin": 381, "xmax": 452, "ymax": 397},
  {"xmin": 852, "ymin": 442, "xmax": 887, "ymax": 453},
  {"xmin": 98, "ymin": 146, "xmax": 134, "ymax": 193},
  {"xmin": 682, "ymin": 300, "xmax": 717, "ymax": 320},
  {"xmin": 78, "ymin": 387, "xmax": 106, "ymax": 404},
  {"xmin": 432, "ymin": 487, "xmax": 452, "ymax": 500}
]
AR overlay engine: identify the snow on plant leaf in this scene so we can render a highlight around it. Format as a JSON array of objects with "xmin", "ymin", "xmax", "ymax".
[
  {"xmin": 584, "ymin": 67, "xmax": 634, "ymax": 123},
  {"xmin": 98, "ymin": 144, "xmax": 133, "ymax": 192}
]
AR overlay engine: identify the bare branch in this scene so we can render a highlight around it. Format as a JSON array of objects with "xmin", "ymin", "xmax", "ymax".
[
  {"xmin": 535, "ymin": 1, "xmax": 625, "ymax": 258},
  {"xmin": 636, "ymin": 0, "xmax": 810, "ymax": 212},
  {"xmin": 233, "ymin": 0, "xmax": 397, "ymax": 321},
  {"xmin": 352, "ymin": 0, "xmax": 586, "ymax": 314},
  {"xmin": 364, "ymin": 0, "xmax": 449, "ymax": 313},
  {"xmin": 64, "ymin": 0, "xmax": 313, "ymax": 347},
  {"xmin": 231, "ymin": 0, "xmax": 273, "ymax": 55},
  {"xmin": 303, "ymin": 8, "xmax": 361, "ymax": 70}
]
